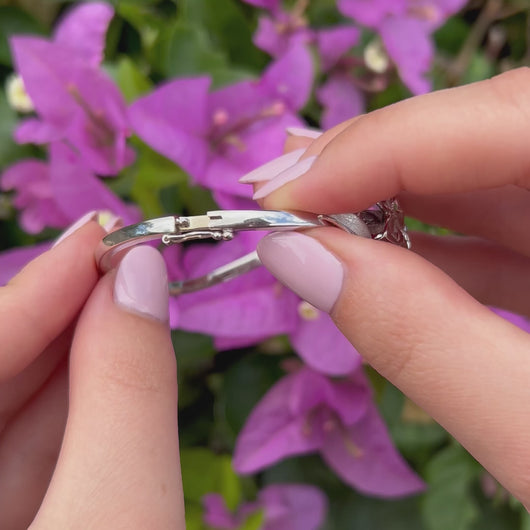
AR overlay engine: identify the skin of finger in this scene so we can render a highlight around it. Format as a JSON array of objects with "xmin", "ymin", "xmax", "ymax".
[
  {"xmin": 410, "ymin": 232, "xmax": 530, "ymax": 317},
  {"xmin": 0, "ymin": 222, "xmax": 104, "ymax": 381},
  {"xmin": 0, "ymin": 362, "xmax": 68, "ymax": 530},
  {"xmin": 261, "ymin": 68, "xmax": 530, "ymax": 213},
  {"xmin": 400, "ymin": 186, "xmax": 530, "ymax": 258},
  {"xmin": 308, "ymin": 227, "xmax": 530, "ymax": 504},
  {"xmin": 31, "ymin": 273, "xmax": 185, "ymax": 529},
  {"xmin": 0, "ymin": 326, "xmax": 72, "ymax": 428}
]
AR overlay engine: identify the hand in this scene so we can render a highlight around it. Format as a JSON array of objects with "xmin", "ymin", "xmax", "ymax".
[
  {"xmin": 0, "ymin": 217, "xmax": 185, "ymax": 529},
  {"xmin": 250, "ymin": 68, "xmax": 530, "ymax": 507}
]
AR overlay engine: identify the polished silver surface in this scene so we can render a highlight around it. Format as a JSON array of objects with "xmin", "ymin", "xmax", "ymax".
[{"xmin": 96, "ymin": 201, "xmax": 409, "ymax": 294}]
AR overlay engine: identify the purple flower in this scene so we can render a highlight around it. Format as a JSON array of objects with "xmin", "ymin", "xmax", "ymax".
[
  {"xmin": 315, "ymin": 26, "xmax": 365, "ymax": 128},
  {"xmin": 1, "ymin": 158, "xmax": 69, "ymax": 233},
  {"xmin": 338, "ymin": 0, "xmax": 467, "ymax": 94},
  {"xmin": 10, "ymin": 3, "xmax": 133, "ymax": 175},
  {"xmin": 203, "ymin": 483, "xmax": 327, "ymax": 530},
  {"xmin": 240, "ymin": 0, "xmax": 311, "ymax": 58},
  {"xmin": 253, "ymin": 10, "xmax": 312, "ymax": 58},
  {"xmin": 53, "ymin": 1, "xmax": 114, "ymax": 68},
  {"xmin": 0, "ymin": 242, "xmax": 50, "ymax": 287},
  {"xmin": 1, "ymin": 142, "xmax": 140, "ymax": 234},
  {"xmin": 166, "ymin": 232, "xmax": 300, "ymax": 346},
  {"xmin": 491, "ymin": 308, "xmax": 530, "ymax": 333},
  {"xmin": 167, "ymin": 233, "xmax": 360, "ymax": 374},
  {"xmin": 129, "ymin": 44, "xmax": 312, "ymax": 208},
  {"xmin": 233, "ymin": 366, "xmax": 425, "ymax": 497}
]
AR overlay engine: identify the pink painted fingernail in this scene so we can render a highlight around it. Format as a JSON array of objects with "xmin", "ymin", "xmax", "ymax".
[
  {"xmin": 114, "ymin": 246, "xmax": 169, "ymax": 322},
  {"xmin": 286, "ymin": 126, "xmax": 322, "ymax": 139},
  {"xmin": 257, "ymin": 232, "xmax": 344, "ymax": 313},
  {"xmin": 52, "ymin": 211, "xmax": 98, "ymax": 248},
  {"xmin": 239, "ymin": 148, "xmax": 306, "ymax": 184},
  {"xmin": 253, "ymin": 155, "xmax": 317, "ymax": 200}
]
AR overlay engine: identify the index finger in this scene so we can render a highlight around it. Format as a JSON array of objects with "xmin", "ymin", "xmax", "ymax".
[{"xmin": 259, "ymin": 68, "xmax": 530, "ymax": 213}]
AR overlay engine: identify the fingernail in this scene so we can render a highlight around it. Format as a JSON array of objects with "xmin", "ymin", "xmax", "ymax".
[
  {"xmin": 286, "ymin": 126, "xmax": 322, "ymax": 139},
  {"xmin": 114, "ymin": 246, "xmax": 169, "ymax": 322},
  {"xmin": 257, "ymin": 232, "xmax": 344, "ymax": 313},
  {"xmin": 52, "ymin": 210, "xmax": 98, "ymax": 247},
  {"xmin": 253, "ymin": 155, "xmax": 317, "ymax": 200},
  {"xmin": 239, "ymin": 148, "xmax": 306, "ymax": 183}
]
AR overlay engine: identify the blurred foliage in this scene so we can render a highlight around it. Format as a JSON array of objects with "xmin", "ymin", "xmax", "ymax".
[{"xmin": 0, "ymin": 0, "xmax": 529, "ymax": 528}]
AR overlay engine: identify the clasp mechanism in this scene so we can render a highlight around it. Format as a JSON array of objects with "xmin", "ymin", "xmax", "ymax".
[{"xmin": 161, "ymin": 210, "xmax": 324, "ymax": 246}]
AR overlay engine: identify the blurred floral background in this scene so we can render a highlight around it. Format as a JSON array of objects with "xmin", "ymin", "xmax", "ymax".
[{"xmin": 0, "ymin": 0, "xmax": 529, "ymax": 528}]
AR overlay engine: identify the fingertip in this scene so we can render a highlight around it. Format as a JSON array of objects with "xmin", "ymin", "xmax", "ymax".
[{"xmin": 114, "ymin": 246, "xmax": 169, "ymax": 323}]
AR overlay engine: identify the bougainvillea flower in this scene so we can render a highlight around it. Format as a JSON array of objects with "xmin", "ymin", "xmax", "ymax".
[
  {"xmin": 233, "ymin": 367, "xmax": 425, "ymax": 497},
  {"xmin": 166, "ymin": 232, "xmax": 360, "ymax": 374},
  {"xmin": 253, "ymin": 9, "xmax": 313, "ymax": 58},
  {"xmin": 291, "ymin": 302, "xmax": 361, "ymax": 375},
  {"xmin": 202, "ymin": 483, "xmax": 327, "ymax": 530},
  {"xmin": 166, "ymin": 232, "xmax": 300, "ymax": 346},
  {"xmin": 1, "ymin": 142, "xmax": 139, "ymax": 234},
  {"xmin": 1, "ymin": 159, "xmax": 70, "ymax": 233},
  {"xmin": 240, "ymin": 0, "xmax": 307, "ymax": 57},
  {"xmin": 129, "ymin": 44, "xmax": 311, "ymax": 208},
  {"xmin": 338, "ymin": 0, "xmax": 467, "ymax": 94},
  {"xmin": 491, "ymin": 308, "xmax": 530, "ymax": 333},
  {"xmin": 9, "ymin": 3, "xmax": 133, "ymax": 176},
  {"xmin": 314, "ymin": 26, "xmax": 365, "ymax": 128},
  {"xmin": 53, "ymin": 1, "xmax": 114, "ymax": 68},
  {"xmin": 0, "ymin": 242, "xmax": 50, "ymax": 287}
]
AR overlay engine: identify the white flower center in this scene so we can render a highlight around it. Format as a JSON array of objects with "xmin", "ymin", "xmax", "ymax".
[
  {"xmin": 364, "ymin": 40, "xmax": 390, "ymax": 74},
  {"xmin": 5, "ymin": 74, "xmax": 34, "ymax": 113},
  {"xmin": 297, "ymin": 300, "xmax": 320, "ymax": 321}
]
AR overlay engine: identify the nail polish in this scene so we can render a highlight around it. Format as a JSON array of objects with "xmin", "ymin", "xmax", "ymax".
[
  {"xmin": 286, "ymin": 126, "xmax": 322, "ymax": 139},
  {"xmin": 253, "ymin": 155, "xmax": 317, "ymax": 200},
  {"xmin": 52, "ymin": 211, "xmax": 98, "ymax": 248},
  {"xmin": 257, "ymin": 232, "xmax": 344, "ymax": 313},
  {"xmin": 239, "ymin": 148, "xmax": 306, "ymax": 184},
  {"xmin": 114, "ymin": 246, "xmax": 169, "ymax": 322}
]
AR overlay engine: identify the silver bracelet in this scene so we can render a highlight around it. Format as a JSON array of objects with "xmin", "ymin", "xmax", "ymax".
[{"xmin": 96, "ymin": 199, "xmax": 410, "ymax": 295}]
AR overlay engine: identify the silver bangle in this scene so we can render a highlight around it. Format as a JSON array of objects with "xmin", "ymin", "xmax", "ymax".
[{"xmin": 96, "ymin": 199, "xmax": 410, "ymax": 295}]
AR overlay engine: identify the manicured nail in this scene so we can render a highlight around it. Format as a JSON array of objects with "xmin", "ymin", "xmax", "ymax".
[
  {"xmin": 253, "ymin": 155, "xmax": 317, "ymax": 200},
  {"xmin": 257, "ymin": 232, "xmax": 344, "ymax": 313},
  {"xmin": 286, "ymin": 126, "xmax": 322, "ymax": 139},
  {"xmin": 239, "ymin": 148, "xmax": 306, "ymax": 184},
  {"xmin": 52, "ymin": 210, "xmax": 98, "ymax": 247},
  {"xmin": 114, "ymin": 246, "xmax": 169, "ymax": 322}
]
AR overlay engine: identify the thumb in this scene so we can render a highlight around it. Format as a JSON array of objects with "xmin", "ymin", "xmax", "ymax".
[
  {"xmin": 31, "ymin": 246, "xmax": 185, "ymax": 529},
  {"xmin": 257, "ymin": 228, "xmax": 530, "ymax": 507}
]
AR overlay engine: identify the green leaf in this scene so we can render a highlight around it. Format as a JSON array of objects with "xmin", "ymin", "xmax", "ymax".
[
  {"xmin": 460, "ymin": 53, "xmax": 495, "ymax": 85},
  {"xmin": 179, "ymin": 0, "xmax": 266, "ymax": 72},
  {"xmin": 239, "ymin": 509, "xmax": 264, "ymax": 530},
  {"xmin": 521, "ymin": 510, "xmax": 530, "ymax": 530},
  {"xmin": 421, "ymin": 444, "xmax": 480, "ymax": 530},
  {"xmin": 114, "ymin": 56, "xmax": 152, "ymax": 103},
  {"xmin": 222, "ymin": 353, "xmax": 284, "ymax": 434},
  {"xmin": 163, "ymin": 21, "xmax": 228, "ymax": 79},
  {"xmin": 117, "ymin": 3, "xmax": 167, "ymax": 62},
  {"xmin": 434, "ymin": 16, "xmax": 469, "ymax": 56},
  {"xmin": 325, "ymin": 491, "xmax": 425, "ymax": 530},
  {"xmin": 180, "ymin": 448, "xmax": 242, "ymax": 509},
  {"xmin": 128, "ymin": 139, "xmax": 189, "ymax": 217},
  {"xmin": 184, "ymin": 500, "xmax": 207, "ymax": 530},
  {"xmin": 0, "ymin": 7, "xmax": 44, "ymax": 66}
]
